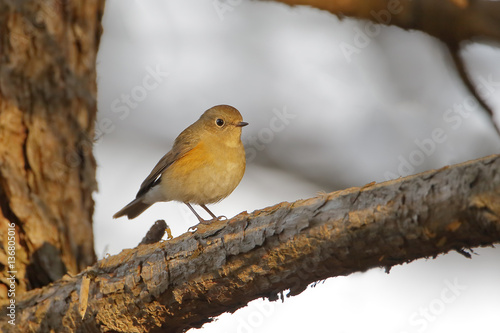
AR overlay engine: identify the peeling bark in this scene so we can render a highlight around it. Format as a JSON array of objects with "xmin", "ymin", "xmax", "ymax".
[
  {"xmin": 0, "ymin": 0, "xmax": 104, "ymax": 298},
  {"xmin": 1, "ymin": 155, "xmax": 498, "ymax": 333}
]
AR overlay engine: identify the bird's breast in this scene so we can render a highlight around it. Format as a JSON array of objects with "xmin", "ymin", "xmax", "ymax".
[{"xmin": 160, "ymin": 140, "xmax": 246, "ymax": 204}]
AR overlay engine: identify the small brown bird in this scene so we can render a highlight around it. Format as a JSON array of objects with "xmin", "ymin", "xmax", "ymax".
[{"xmin": 113, "ymin": 105, "xmax": 248, "ymax": 224}]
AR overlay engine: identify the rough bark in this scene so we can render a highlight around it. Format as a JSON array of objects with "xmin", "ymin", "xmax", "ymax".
[
  {"xmin": 1, "ymin": 154, "xmax": 498, "ymax": 333},
  {"xmin": 0, "ymin": 0, "xmax": 104, "ymax": 299},
  {"xmin": 1, "ymin": 1, "xmax": 499, "ymax": 332}
]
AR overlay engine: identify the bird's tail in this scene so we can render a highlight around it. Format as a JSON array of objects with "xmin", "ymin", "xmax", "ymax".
[{"xmin": 113, "ymin": 198, "xmax": 152, "ymax": 219}]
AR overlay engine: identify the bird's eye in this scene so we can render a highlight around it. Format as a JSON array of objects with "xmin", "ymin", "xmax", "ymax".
[{"xmin": 215, "ymin": 118, "xmax": 224, "ymax": 127}]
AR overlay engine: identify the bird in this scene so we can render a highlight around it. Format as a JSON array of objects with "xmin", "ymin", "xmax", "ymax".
[{"xmin": 113, "ymin": 105, "xmax": 248, "ymax": 224}]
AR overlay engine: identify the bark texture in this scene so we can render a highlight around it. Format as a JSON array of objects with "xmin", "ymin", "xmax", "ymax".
[
  {"xmin": 1, "ymin": 155, "xmax": 498, "ymax": 333},
  {"xmin": 0, "ymin": 0, "xmax": 104, "ymax": 299}
]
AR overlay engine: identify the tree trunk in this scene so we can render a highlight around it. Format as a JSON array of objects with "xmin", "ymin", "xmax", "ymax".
[
  {"xmin": 0, "ymin": 0, "xmax": 105, "ymax": 299},
  {"xmin": 0, "ymin": 155, "xmax": 498, "ymax": 333}
]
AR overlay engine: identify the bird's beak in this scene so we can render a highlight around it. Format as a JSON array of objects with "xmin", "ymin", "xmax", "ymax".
[{"xmin": 236, "ymin": 121, "xmax": 248, "ymax": 127}]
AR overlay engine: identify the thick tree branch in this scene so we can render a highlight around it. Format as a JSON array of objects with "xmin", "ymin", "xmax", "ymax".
[
  {"xmin": 1, "ymin": 154, "xmax": 499, "ymax": 332},
  {"xmin": 266, "ymin": 0, "xmax": 500, "ymax": 45}
]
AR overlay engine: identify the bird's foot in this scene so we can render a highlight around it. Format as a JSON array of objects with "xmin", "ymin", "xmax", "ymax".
[
  {"xmin": 198, "ymin": 215, "xmax": 227, "ymax": 224},
  {"xmin": 188, "ymin": 215, "xmax": 228, "ymax": 232}
]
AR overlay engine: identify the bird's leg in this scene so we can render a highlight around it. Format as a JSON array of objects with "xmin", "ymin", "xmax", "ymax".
[
  {"xmin": 199, "ymin": 204, "xmax": 217, "ymax": 219},
  {"xmin": 200, "ymin": 204, "xmax": 227, "ymax": 221},
  {"xmin": 185, "ymin": 203, "xmax": 211, "ymax": 224},
  {"xmin": 185, "ymin": 203, "xmax": 226, "ymax": 227}
]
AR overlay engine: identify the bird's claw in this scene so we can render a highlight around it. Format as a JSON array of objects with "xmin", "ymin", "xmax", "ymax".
[
  {"xmin": 189, "ymin": 215, "xmax": 228, "ymax": 232},
  {"xmin": 198, "ymin": 215, "xmax": 226, "ymax": 225}
]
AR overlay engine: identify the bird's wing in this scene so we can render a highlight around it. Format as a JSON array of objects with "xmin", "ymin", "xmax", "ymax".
[{"xmin": 136, "ymin": 130, "xmax": 199, "ymax": 198}]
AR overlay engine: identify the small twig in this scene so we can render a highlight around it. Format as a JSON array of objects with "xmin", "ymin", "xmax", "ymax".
[
  {"xmin": 139, "ymin": 220, "xmax": 169, "ymax": 245},
  {"xmin": 447, "ymin": 42, "xmax": 500, "ymax": 136}
]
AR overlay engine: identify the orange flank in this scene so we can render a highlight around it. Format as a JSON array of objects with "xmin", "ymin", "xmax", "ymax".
[{"xmin": 169, "ymin": 141, "xmax": 213, "ymax": 177}]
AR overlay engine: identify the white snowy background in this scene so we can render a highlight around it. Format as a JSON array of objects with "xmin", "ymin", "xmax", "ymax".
[{"xmin": 94, "ymin": 1, "xmax": 500, "ymax": 332}]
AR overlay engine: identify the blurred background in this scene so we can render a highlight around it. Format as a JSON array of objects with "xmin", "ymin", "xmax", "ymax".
[{"xmin": 94, "ymin": 1, "xmax": 500, "ymax": 332}]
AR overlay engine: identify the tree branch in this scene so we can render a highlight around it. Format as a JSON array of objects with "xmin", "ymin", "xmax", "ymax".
[
  {"xmin": 266, "ymin": 0, "xmax": 500, "ymax": 45},
  {"xmin": 1, "ymin": 154, "xmax": 499, "ymax": 332},
  {"xmin": 447, "ymin": 44, "xmax": 500, "ymax": 135},
  {"xmin": 264, "ymin": 0, "xmax": 500, "ymax": 134}
]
